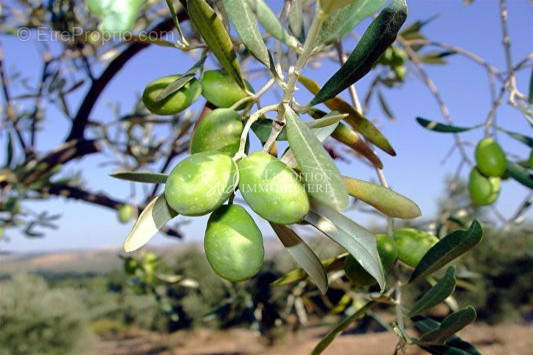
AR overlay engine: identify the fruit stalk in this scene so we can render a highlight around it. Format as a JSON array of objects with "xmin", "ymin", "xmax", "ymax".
[{"xmin": 234, "ymin": 104, "xmax": 278, "ymax": 160}]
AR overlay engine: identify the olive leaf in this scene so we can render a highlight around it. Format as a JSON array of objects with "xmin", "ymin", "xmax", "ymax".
[
  {"xmin": 284, "ymin": 106, "xmax": 349, "ymax": 210},
  {"xmin": 288, "ymin": 0, "xmax": 303, "ymax": 38},
  {"xmin": 5, "ymin": 131, "xmax": 13, "ymax": 167},
  {"xmin": 420, "ymin": 50, "xmax": 456, "ymax": 65},
  {"xmin": 311, "ymin": 301, "xmax": 374, "ymax": 355},
  {"xmin": 311, "ymin": 0, "xmax": 408, "ymax": 105},
  {"xmin": 506, "ymin": 161, "xmax": 533, "ymax": 189},
  {"xmin": 270, "ymin": 223, "xmax": 328, "ymax": 294},
  {"xmin": 409, "ymin": 221, "xmax": 483, "ymax": 283},
  {"xmin": 246, "ymin": 0, "xmax": 300, "ymax": 50},
  {"xmin": 306, "ymin": 202, "xmax": 386, "ymax": 291},
  {"xmin": 528, "ymin": 66, "xmax": 533, "ymax": 104},
  {"xmin": 110, "ymin": 171, "xmax": 168, "ymax": 184},
  {"xmin": 318, "ymin": 0, "xmax": 388, "ymax": 45},
  {"xmin": 186, "ymin": 0, "xmax": 245, "ymax": 88},
  {"xmin": 417, "ymin": 307, "xmax": 477, "ymax": 345},
  {"xmin": 331, "ymin": 123, "xmax": 383, "ymax": 168},
  {"xmin": 87, "ymin": 0, "xmax": 144, "ymax": 33},
  {"xmin": 222, "ymin": 0, "xmax": 270, "ymax": 67},
  {"xmin": 377, "ymin": 90, "xmax": 396, "ymax": 121},
  {"xmin": 123, "ymin": 195, "xmax": 178, "ymax": 253},
  {"xmin": 416, "ymin": 117, "xmax": 476, "ymax": 133},
  {"xmin": 343, "ymin": 176, "xmax": 421, "ymax": 219},
  {"xmin": 319, "ymin": 0, "xmax": 359, "ymax": 14},
  {"xmin": 299, "ymin": 75, "xmax": 395, "ymax": 156},
  {"xmin": 155, "ymin": 55, "xmax": 207, "ymax": 102},
  {"xmin": 272, "ymin": 253, "xmax": 348, "ymax": 287},
  {"xmin": 414, "ymin": 317, "xmax": 483, "ymax": 355},
  {"xmin": 408, "ymin": 267, "xmax": 456, "ymax": 317},
  {"xmin": 499, "ymin": 128, "xmax": 533, "ymax": 148}
]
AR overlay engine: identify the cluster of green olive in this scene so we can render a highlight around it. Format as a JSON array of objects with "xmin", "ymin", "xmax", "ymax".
[
  {"xmin": 140, "ymin": 71, "xmax": 312, "ymax": 282},
  {"xmin": 468, "ymin": 138, "xmax": 507, "ymax": 206},
  {"xmin": 344, "ymin": 228, "xmax": 438, "ymax": 286}
]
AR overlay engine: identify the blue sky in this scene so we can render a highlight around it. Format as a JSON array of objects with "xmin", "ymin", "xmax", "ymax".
[{"xmin": 1, "ymin": 0, "xmax": 532, "ymax": 253}]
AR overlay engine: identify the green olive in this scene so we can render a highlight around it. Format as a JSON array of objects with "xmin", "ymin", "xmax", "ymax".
[
  {"xmin": 190, "ymin": 108, "xmax": 243, "ymax": 155},
  {"xmin": 117, "ymin": 204, "xmax": 136, "ymax": 224},
  {"xmin": 142, "ymin": 75, "xmax": 201, "ymax": 115},
  {"xmin": 204, "ymin": 204, "xmax": 264, "ymax": 281},
  {"xmin": 394, "ymin": 228, "xmax": 439, "ymax": 268},
  {"xmin": 238, "ymin": 152, "xmax": 309, "ymax": 224},
  {"xmin": 201, "ymin": 70, "xmax": 253, "ymax": 108},
  {"xmin": 468, "ymin": 167, "xmax": 501, "ymax": 206},
  {"xmin": 344, "ymin": 233, "xmax": 398, "ymax": 287},
  {"xmin": 164, "ymin": 152, "xmax": 238, "ymax": 216},
  {"xmin": 475, "ymin": 138, "xmax": 507, "ymax": 177}
]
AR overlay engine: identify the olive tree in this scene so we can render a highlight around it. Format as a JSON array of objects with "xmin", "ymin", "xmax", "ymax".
[{"xmin": 1, "ymin": 0, "xmax": 531, "ymax": 353}]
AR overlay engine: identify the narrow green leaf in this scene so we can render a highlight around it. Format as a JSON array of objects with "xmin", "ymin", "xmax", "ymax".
[
  {"xmin": 500, "ymin": 128, "xmax": 533, "ymax": 148},
  {"xmin": 5, "ymin": 131, "xmax": 13, "ymax": 167},
  {"xmin": 308, "ymin": 111, "xmax": 346, "ymax": 129},
  {"xmin": 343, "ymin": 177, "xmax": 421, "ymax": 219},
  {"xmin": 377, "ymin": 90, "xmax": 396, "ymax": 120},
  {"xmin": 271, "ymin": 223, "xmax": 328, "ymax": 294},
  {"xmin": 285, "ymin": 106, "xmax": 349, "ymax": 210},
  {"xmin": 318, "ymin": 0, "xmax": 387, "ymax": 44},
  {"xmin": 306, "ymin": 202, "xmax": 386, "ymax": 291},
  {"xmin": 288, "ymin": 0, "xmax": 303, "ymax": 37},
  {"xmin": 311, "ymin": 301, "xmax": 374, "ymax": 355},
  {"xmin": 311, "ymin": 0, "xmax": 408, "ymax": 105},
  {"xmin": 418, "ymin": 307, "xmax": 477, "ymax": 344},
  {"xmin": 155, "ymin": 55, "xmax": 207, "ymax": 102},
  {"xmin": 408, "ymin": 267, "xmax": 456, "ymax": 317},
  {"xmin": 506, "ymin": 161, "xmax": 533, "ymax": 189},
  {"xmin": 319, "ymin": 0, "xmax": 359, "ymax": 14},
  {"xmin": 420, "ymin": 50, "xmax": 456, "ymax": 65},
  {"xmin": 528, "ymin": 67, "xmax": 533, "ymax": 104},
  {"xmin": 414, "ymin": 317, "xmax": 483, "ymax": 355},
  {"xmin": 187, "ymin": 0, "xmax": 245, "ymax": 88},
  {"xmin": 247, "ymin": 0, "xmax": 300, "ymax": 50},
  {"xmin": 111, "ymin": 171, "xmax": 168, "ymax": 184},
  {"xmin": 300, "ymin": 75, "xmax": 395, "ymax": 156},
  {"xmin": 223, "ymin": 0, "xmax": 270, "ymax": 67},
  {"xmin": 409, "ymin": 221, "xmax": 483, "ymax": 283},
  {"xmin": 416, "ymin": 117, "xmax": 475, "ymax": 133},
  {"xmin": 272, "ymin": 253, "xmax": 348, "ymax": 287},
  {"xmin": 123, "ymin": 195, "xmax": 178, "ymax": 252}
]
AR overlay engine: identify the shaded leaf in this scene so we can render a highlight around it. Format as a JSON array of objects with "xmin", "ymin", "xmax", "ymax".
[
  {"xmin": 500, "ymin": 128, "xmax": 533, "ymax": 148},
  {"xmin": 187, "ymin": 0, "xmax": 244, "ymax": 88},
  {"xmin": 377, "ymin": 90, "xmax": 396, "ymax": 120},
  {"xmin": 408, "ymin": 267, "xmax": 456, "ymax": 317},
  {"xmin": 343, "ymin": 176, "xmax": 421, "ymax": 219},
  {"xmin": 318, "ymin": 0, "xmax": 387, "ymax": 44},
  {"xmin": 506, "ymin": 161, "xmax": 533, "ymax": 189},
  {"xmin": 332, "ymin": 124, "xmax": 383, "ymax": 168},
  {"xmin": 247, "ymin": 0, "xmax": 300, "ymax": 50},
  {"xmin": 416, "ymin": 117, "xmax": 475, "ymax": 133},
  {"xmin": 288, "ymin": 0, "xmax": 303, "ymax": 37},
  {"xmin": 223, "ymin": 0, "xmax": 270, "ymax": 67},
  {"xmin": 5, "ymin": 131, "xmax": 13, "ymax": 167},
  {"xmin": 306, "ymin": 202, "xmax": 385, "ymax": 291},
  {"xmin": 311, "ymin": 301, "xmax": 374, "ymax": 355},
  {"xmin": 420, "ymin": 50, "xmax": 456, "ymax": 65},
  {"xmin": 409, "ymin": 221, "xmax": 483, "ymax": 283},
  {"xmin": 111, "ymin": 171, "xmax": 168, "ymax": 184},
  {"xmin": 529, "ymin": 67, "xmax": 533, "ymax": 104},
  {"xmin": 319, "ymin": 0, "xmax": 359, "ymax": 14},
  {"xmin": 300, "ymin": 75, "xmax": 395, "ymax": 156},
  {"xmin": 285, "ymin": 106, "xmax": 349, "ymax": 210},
  {"xmin": 311, "ymin": 0, "xmax": 408, "ymax": 105},
  {"xmin": 418, "ymin": 307, "xmax": 477, "ymax": 344},
  {"xmin": 272, "ymin": 253, "xmax": 348, "ymax": 286},
  {"xmin": 271, "ymin": 223, "xmax": 328, "ymax": 294},
  {"xmin": 123, "ymin": 195, "xmax": 178, "ymax": 252}
]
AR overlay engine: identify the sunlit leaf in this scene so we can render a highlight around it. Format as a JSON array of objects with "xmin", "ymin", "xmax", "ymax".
[
  {"xmin": 247, "ymin": 0, "xmax": 300, "ymax": 50},
  {"xmin": 318, "ymin": 0, "xmax": 387, "ymax": 44},
  {"xmin": 285, "ymin": 106, "xmax": 349, "ymax": 210},
  {"xmin": 223, "ymin": 0, "xmax": 270, "ymax": 67},
  {"xmin": 343, "ymin": 177, "xmax": 421, "ymax": 219},
  {"xmin": 416, "ymin": 117, "xmax": 475, "ymax": 133},
  {"xmin": 111, "ymin": 171, "xmax": 168, "ymax": 184},
  {"xmin": 311, "ymin": 0, "xmax": 408, "ymax": 105},
  {"xmin": 288, "ymin": 0, "xmax": 303, "ymax": 37},
  {"xmin": 311, "ymin": 301, "xmax": 374, "ymax": 354},
  {"xmin": 499, "ymin": 128, "xmax": 533, "ymax": 148},
  {"xmin": 300, "ymin": 75, "xmax": 395, "ymax": 156},
  {"xmin": 529, "ymin": 67, "xmax": 533, "ymax": 104},
  {"xmin": 187, "ymin": 0, "xmax": 245, "ymax": 88},
  {"xmin": 123, "ymin": 195, "xmax": 178, "ymax": 252},
  {"xmin": 306, "ymin": 202, "xmax": 385, "ymax": 291},
  {"xmin": 272, "ymin": 253, "xmax": 348, "ymax": 286},
  {"xmin": 155, "ymin": 55, "xmax": 207, "ymax": 102},
  {"xmin": 409, "ymin": 221, "xmax": 483, "ymax": 283},
  {"xmin": 319, "ymin": 0, "xmax": 359, "ymax": 14},
  {"xmin": 87, "ymin": 0, "xmax": 144, "ymax": 33},
  {"xmin": 408, "ymin": 267, "xmax": 456, "ymax": 316},
  {"xmin": 271, "ymin": 223, "xmax": 328, "ymax": 294}
]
